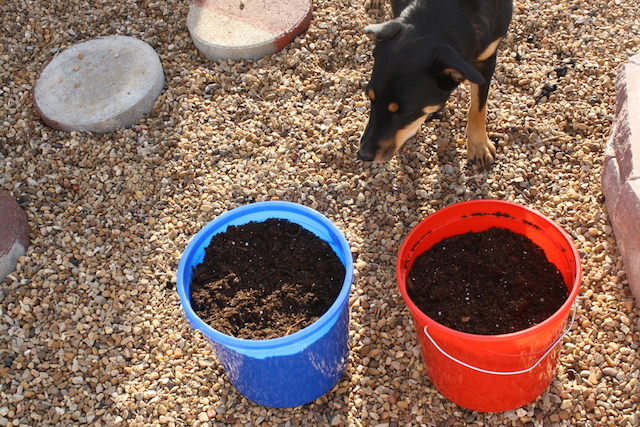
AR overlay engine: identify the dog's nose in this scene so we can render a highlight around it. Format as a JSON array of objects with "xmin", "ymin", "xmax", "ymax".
[{"xmin": 357, "ymin": 150, "xmax": 375, "ymax": 162}]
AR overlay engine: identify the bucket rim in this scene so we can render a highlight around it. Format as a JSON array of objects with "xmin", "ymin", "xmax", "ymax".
[
  {"xmin": 177, "ymin": 200, "xmax": 354, "ymax": 351},
  {"xmin": 396, "ymin": 199, "xmax": 582, "ymax": 341}
]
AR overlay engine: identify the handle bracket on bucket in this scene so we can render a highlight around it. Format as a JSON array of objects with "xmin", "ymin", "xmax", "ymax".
[{"xmin": 423, "ymin": 302, "xmax": 576, "ymax": 376}]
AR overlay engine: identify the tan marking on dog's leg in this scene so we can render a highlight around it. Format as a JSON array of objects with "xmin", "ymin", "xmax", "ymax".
[
  {"xmin": 466, "ymin": 83, "xmax": 495, "ymax": 166},
  {"xmin": 476, "ymin": 38, "xmax": 502, "ymax": 62}
]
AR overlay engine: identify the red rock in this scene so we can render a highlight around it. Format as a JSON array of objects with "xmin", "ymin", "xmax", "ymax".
[
  {"xmin": 602, "ymin": 53, "xmax": 640, "ymax": 307},
  {"xmin": 0, "ymin": 190, "xmax": 30, "ymax": 282}
]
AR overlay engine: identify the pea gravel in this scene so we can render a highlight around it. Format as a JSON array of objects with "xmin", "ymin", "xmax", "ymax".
[{"xmin": 1, "ymin": 0, "xmax": 640, "ymax": 426}]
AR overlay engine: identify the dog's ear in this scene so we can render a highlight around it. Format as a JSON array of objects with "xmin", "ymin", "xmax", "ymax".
[
  {"xmin": 434, "ymin": 44, "xmax": 485, "ymax": 85},
  {"xmin": 363, "ymin": 20, "xmax": 405, "ymax": 42}
]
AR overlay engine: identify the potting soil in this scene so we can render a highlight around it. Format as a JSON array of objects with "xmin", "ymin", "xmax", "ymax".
[
  {"xmin": 190, "ymin": 218, "xmax": 345, "ymax": 339},
  {"xmin": 407, "ymin": 227, "xmax": 568, "ymax": 335}
]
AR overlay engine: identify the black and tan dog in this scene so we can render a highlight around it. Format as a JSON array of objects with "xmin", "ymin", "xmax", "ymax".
[{"xmin": 358, "ymin": 0, "xmax": 513, "ymax": 166}]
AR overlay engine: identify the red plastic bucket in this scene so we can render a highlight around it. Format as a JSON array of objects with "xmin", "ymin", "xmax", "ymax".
[{"xmin": 396, "ymin": 200, "xmax": 581, "ymax": 412}]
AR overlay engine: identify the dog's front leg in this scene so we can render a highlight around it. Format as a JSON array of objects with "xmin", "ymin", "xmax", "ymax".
[{"xmin": 466, "ymin": 53, "xmax": 498, "ymax": 167}]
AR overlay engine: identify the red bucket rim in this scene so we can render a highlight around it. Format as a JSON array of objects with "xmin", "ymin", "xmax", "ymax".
[{"xmin": 396, "ymin": 200, "xmax": 582, "ymax": 342}]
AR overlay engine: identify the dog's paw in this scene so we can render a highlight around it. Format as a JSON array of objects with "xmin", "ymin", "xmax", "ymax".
[
  {"xmin": 467, "ymin": 137, "xmax": 496, "ymax": 168},
  {"xmin": 364, "ymin": 0, "xmax": 385, "ymax": 10}
]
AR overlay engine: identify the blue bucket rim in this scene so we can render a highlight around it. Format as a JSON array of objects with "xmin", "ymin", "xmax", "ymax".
[{"xmin": 177, "ymin": 200, "xmax": 354, "ymax": 351}]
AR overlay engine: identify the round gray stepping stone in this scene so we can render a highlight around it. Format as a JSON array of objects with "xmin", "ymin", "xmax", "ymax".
[
  {"xmin": 187, "ymin": 0, "xmax": 313, "ymax": 61},
  {"xmin": 0, "ymin": 190, "xmax": 30, "ymax": 283},
  {"xmin": 33, "ymin": 36, "xmax": 164, "ymax": 133}
]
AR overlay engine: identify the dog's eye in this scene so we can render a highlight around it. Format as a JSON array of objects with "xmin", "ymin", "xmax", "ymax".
[{"xmin": 388, "ymin": 102, "xmax": 419, "ymax": 118}]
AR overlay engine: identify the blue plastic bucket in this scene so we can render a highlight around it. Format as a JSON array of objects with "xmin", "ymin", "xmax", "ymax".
[{"xmin": 177, "ymin": 201, "xmax": 353, "ymax": 408}]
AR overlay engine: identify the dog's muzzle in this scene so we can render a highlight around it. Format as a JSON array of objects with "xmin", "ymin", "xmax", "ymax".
[{"xmin": 357, "ymin": 148, "xmax": 376, "ymax": 162}]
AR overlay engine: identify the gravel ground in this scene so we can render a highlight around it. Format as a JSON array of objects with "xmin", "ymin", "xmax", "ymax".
[{"xmin": 1, "ymin": 0, "xmax": 640, "ymax": 426}]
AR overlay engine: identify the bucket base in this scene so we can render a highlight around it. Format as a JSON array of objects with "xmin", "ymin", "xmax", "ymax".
[
  {"xmin": 417, "ymin": 323, "xmax": 563, "ymax": 412},
  {"xmin": 210, "ymin": 303, "xmax": 350, "ymax": 408}
]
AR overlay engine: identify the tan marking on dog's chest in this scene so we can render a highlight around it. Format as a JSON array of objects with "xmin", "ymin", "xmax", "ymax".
[{"xmin": 476, "ymin": 38, "xmax": 503, "ymax": 62}]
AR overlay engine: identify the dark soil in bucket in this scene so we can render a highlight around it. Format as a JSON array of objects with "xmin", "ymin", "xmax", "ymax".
[
  {"xmin": 190, "ymin": 218, "xmax": 346, "ymax": 339},
  {"xmin": 407, "ymin": 227, "xmax": 568, "ymax": 335}
]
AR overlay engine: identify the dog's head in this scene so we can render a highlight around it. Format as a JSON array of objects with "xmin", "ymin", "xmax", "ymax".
[{"xmin": 358, "ymin": 19, "xmax": 485, "ymax": 163}]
